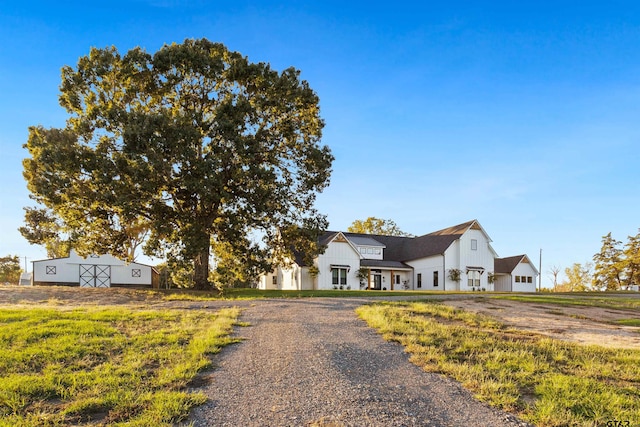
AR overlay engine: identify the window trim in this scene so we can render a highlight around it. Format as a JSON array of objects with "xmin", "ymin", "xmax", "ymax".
[
  {"xmin": 471, "ymin": 239, "xmax": 478, "ymax": 250},
  {"xmin": 332, "ymin": 267, "xmax": 348, "ymax": 286},
  {"xmin": 468, "ymin": 270, "xmax": 480, "ymax": 287}
]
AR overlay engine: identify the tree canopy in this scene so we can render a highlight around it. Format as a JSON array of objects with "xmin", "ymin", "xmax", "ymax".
[
  {"xmin": 592, "ymin": 230, "xmax": 640, "ymax": 290},
  {"xmin": 22, "ymin": 39, "xmax": 333, "ymax": 289},
  {"xmin": 0, "ymin": 256, "xmax": 22, "ymax": 284},
  {"xmin": 557, "ymin": 262, "xmax": 593, "ymax": 292},
  {"xmin": 347, "ymin": 217, "xmax": 413, "ymax": 237}
]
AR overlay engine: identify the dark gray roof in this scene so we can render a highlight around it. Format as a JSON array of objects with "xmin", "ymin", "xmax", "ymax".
[
  {"xmin": 336, "ymin": 220, "xmax": 478, "ymax": 263},
  {"xmin": 494, "ymin": 255, "xmax": 526, "ymax": 274},
  {"xmin": 319, "ymin": 231, "xmax": 339, "ymax": 247},
  {"xmin": 347, "ymin": 235, "xmax": 386, "ymax": 247},
  {"xmin": 360, "ymin": 259, "xmax": 412, "ymax": 269},
  {"xmin": 300, "ymin": 220, "xmax": 479, "ymax": 266}
]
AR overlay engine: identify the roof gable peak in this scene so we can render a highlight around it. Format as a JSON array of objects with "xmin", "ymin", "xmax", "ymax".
[{"xmin": 423, "ymin": 219, "xmax": 478, "ymax": 236}]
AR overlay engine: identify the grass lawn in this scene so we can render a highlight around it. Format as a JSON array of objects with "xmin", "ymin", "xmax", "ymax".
[
  {"xmin": 0, "ymin": 306, "xmax": 241, "ymax": 426},
  {"xmin": 491, "ymin": 293, "xmax": 640, "ymax": 311},
  {"xmin": 160, "ymin": 288, "xmax": 457, "ymax": 300},
  {"xmin": 357, "ymin": 300, "xmax": 640, "ymax": 427}
]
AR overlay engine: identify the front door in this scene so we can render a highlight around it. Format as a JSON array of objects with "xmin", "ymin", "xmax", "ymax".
[
  {"xmin": 79, "ymin": 265, "xmax": 111, "ymax": 288},
  {"xmin": 372, "ymin": 274, "xmax": 382, "ymax": 290}
]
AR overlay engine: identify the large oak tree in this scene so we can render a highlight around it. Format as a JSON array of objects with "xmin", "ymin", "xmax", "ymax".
[
  {"xmin": 23, "ymin": 39, "xmax": 333, "ymax": 289},
  {"xmin": 347, "ymin": 217, "xmax": 413, "ymax": 237}
]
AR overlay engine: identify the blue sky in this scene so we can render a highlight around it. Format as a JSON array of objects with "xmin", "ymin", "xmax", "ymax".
[{"xmin": 1, "ymin": 1, "xmax": 639, "ymax": 287}]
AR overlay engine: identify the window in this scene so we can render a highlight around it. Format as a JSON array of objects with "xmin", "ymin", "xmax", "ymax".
[
  {"xmin": 272, "ymin": 276, "xmax": 278, "ymax": 285},
  {"xmin": 360, "ymin": 247, "xmax": 366, "ymax": 254},
  {"xmin": 367, "ymin": 248, "xmax": 373, "ymax": 254},
  {"xmin": 417, "ymin": 273, "xmax": 422, "ymax": 288},
  {"xmin": 332, "ymin": 268, "xmax": 348, "ymax": 286},
  {"xmin": 374, "ymin": 248, "xmax": 381, "ymax": 255},
  {"xmin": 433, "ymin": 271, "xmax": 439, "ymax": 287},
  {"xmin": 131, "ymin": 269, "xmax": 141, "ymax": 277},
  {"xmin": 471, "ymin": 239, "xmax": 477, "ymax": 250},
  {"xmin": 468, "ymin": 271, "xmax": 480, "ymax": 287},
  {"xmin": 515, "ymin": 276, "xmax": 521, "ymax": 283},
  {"xmin": 46, "ymin": 266, "xmax": 56, "ymax": 275},
  {"xmin": 395, "ymin": 274, "xmax": 400, "ymax": 285},
  {"xmin": 527, "ymin": 276, "xmax": 533, "ymax": 283}
]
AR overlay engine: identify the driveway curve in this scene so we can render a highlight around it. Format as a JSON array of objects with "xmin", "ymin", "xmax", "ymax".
[{"xmin": 188, "ymin": 298, "xmax": 531, "ymax": 426}]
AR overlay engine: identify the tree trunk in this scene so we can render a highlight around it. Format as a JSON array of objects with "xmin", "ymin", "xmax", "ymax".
[{"xmin": 193, "ymin": 245, "xmax": 211, "ymax": 290}]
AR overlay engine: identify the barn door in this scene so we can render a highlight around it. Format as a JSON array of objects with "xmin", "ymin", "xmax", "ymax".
[{"xmin": 79, "ymin": 265, "xmax": 111, "ymax": 288}]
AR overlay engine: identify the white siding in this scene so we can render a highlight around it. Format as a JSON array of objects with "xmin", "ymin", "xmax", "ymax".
[
  {"xmin": 111, "ymin": 262, "xmax": 153, "ymax": 286},
  {"xmin": 300, "ymin": 267, "xmax": 314, "ymax": 290},
  {"xmin": 32, "ymin": 251, "xmax": 153, "ymax": 287},
  {"xmin": 494, "ymin": 274, "xmax": 512, "ymax": 292},
  {"xmin": 279, "ymin": 265, "xmax": 294, "ymax": 290},
  {"xmin": 33, "ymin": 257, "xmax": 78, "ymax": 284},
  {"xmin": 444, "ymin": 242, "xmax": 461, "ymax": 291},
  {"xmin": 406, "ymin": 255, "xmax": 444, "ymax": 291},
  {"xmin": 456, "ymin": 229, "xmax": 495, "ymax": 291},
  {"xmin": 258, "ymin": 272, "xmax": 279, "ymax": 290},
  {"xmin": 511, "ymin": 262, "xmax": 537, "ymax": 292},
  {"xmin": 316, "ymin": 240, "xmax": 360, "ymax": 290}
]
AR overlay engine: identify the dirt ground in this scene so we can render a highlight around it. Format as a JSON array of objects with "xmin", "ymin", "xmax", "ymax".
[
  {"xmin": 1, "ymin": 286, "xmax": 639, "ymax": 350},
  {"xmin": 443, "ymin": 297, "xmax": 640, "ymax": 350}
]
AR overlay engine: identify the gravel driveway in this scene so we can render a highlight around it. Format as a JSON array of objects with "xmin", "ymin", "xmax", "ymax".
[{"xmin": 188, "ymin": 298, "xmax": 531, "ymax": 427}]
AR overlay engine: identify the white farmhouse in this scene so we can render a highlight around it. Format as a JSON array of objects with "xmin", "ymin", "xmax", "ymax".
[
  {"xmin": 258, "ymin": 220, "xmax": 538, "ymax": 292},
  {"xmin": 31, "ymin": 250, "xmax": 159, "ymax": 288}
]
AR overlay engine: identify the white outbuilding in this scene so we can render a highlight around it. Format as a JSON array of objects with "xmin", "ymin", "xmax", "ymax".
[
  {"xmin": 31, "ymin": 250, "xmax": 158, "ymax": 288},
  {"xmin": 493, "ymin": 254, "xmax": 538, "ymax": 292}
]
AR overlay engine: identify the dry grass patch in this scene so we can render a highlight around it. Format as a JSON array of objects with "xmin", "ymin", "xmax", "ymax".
[{"xmin": 357, "ymin": 301, "xmax": 640, "ymax": 427}]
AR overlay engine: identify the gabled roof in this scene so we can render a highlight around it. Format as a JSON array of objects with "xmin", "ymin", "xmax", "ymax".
[
  {"xmin": 294, "ymin": 220, "xmax": 499, "ymax": 267},
  {"xmin": 495, "ymin": 254, "xmax": 538, "ymax": 274},
  {"xmin": 317, "ymin": 220, "xmax": 484, "ymax": 263},
  {"xmin": 426, "ymin": 219, "xmax": 492, "ymax": 241},
  {"xmin": 400, "ymin": 219, "xmax": 488, "ymax": 261}
]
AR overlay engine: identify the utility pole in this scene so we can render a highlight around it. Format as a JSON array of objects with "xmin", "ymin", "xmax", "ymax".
[{"xmin": 538, "ymin": 248, "xmax": 542, "ymax": 292}]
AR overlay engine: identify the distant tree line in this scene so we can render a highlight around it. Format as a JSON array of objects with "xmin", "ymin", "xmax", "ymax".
[{"xmin": 553, "ymin": 229, "xmax": 640, "ymax": 292}]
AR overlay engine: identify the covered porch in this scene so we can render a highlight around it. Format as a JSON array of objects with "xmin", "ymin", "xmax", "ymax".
[{"xmin": 359, "ymin": 260, "xmax": 413, "ymax": 291}]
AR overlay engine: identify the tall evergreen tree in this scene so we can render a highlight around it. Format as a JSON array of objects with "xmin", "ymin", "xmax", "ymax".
[
  {"xmin": 592, "ymin": 232, "xmax": 624, "ymax": 290},
  {"xmin": 622, "ymin": 230, "xmax": 640, "ymax": 288}
]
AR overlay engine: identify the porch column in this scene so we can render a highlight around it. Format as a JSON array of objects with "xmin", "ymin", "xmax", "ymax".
[
  {"xmin": 367, "ymin": 269, "xmax": 371, "ymax": 290},
  {"xmin": 390, "ymin": 269, "xmax": 394, "ymax": 290}
]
